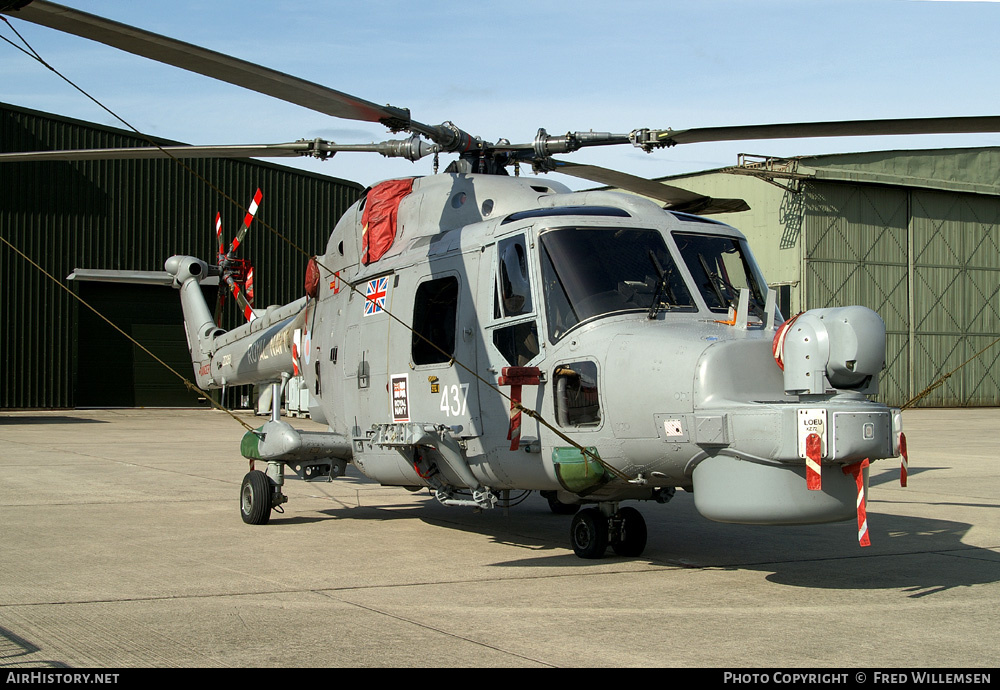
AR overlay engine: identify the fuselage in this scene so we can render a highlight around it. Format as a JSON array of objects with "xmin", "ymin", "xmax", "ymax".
[
  {"xmin": 167, "ymin": 172, "xmax": 900, "ymax": 527},
  {"xmin": 286, "ymin": 173, "xmax": 900, "ymax": 522}
]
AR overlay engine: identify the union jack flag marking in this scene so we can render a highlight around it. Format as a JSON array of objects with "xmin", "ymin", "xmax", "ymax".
[{"xmin": 364, "ymin": 276, "xmax": 388, "ymax": 316}]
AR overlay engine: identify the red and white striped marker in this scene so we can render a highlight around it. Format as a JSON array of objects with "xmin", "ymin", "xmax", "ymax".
[
  {"xmin": 291, "ymin": 328, "xmax": 301, "ymax": 377},
  {"xmin": 843, "ymin": 459, "xmax": 871, "ymax": 547},
  {"xmin": 227, "ymin": 277, "xmax": 257, "ymax": 322},
  {"xmin": 215, "ymin": 212, "xmax": 224, "ymax": 263},
  {"xmin": 899, "ymin": 432, "xmax": 908, "ymax": 488},
  {"xmin": 805, "ymin": 432, "xmax": 822, "ymax": 490},
  {"xmin": 231, "ymin": 188, "xmax": 262, "ymax": 254}
]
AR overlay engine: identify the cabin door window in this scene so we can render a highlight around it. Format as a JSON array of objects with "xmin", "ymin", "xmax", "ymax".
[{"xmin": 411, "ymin": 276, "xmax": 459, "ymax": 365}]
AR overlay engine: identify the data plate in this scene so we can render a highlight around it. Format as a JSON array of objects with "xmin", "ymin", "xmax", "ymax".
[{"xmin": 797, "ymin": 408, "xmax": 827, "ymax": 459}]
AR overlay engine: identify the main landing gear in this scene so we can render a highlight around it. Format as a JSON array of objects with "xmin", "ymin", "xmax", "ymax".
[{"xmin": 570, "ymin": 504, "xmax": 647, "ymax": 559}]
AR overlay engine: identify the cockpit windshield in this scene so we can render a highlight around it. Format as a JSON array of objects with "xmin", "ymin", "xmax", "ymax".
[
  {"xmin": 672, "ymin": 232, "xmax": 767, "ymax": 315},
  {"xmin": 539, "ymin": 227, "xmax": 694, "ymax": 342}
]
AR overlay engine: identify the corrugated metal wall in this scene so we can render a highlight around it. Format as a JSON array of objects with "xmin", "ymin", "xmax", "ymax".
[
  {"xmin": 803, "ymin": 183, "xmax": 910, "ymax": 406},
  {"xmin": 1, "ymin": 103, "xmax": 363, "ymax": 409},
  {"xmin": 910, "ymin": 190, "xmax": 1000, "ymax": 406},
  {"xmin": 804, "ymin": 181, "xmax": 1000, "ymax": 407}
]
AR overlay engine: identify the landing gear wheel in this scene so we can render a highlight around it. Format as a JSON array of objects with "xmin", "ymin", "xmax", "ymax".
[
  {"xmin": 570, "ymin": 508, "xmax": 609, "ymax": 559},
  {"xmin": 611, "ymin": 506, "xmax": 647, "ymax": 557},
  {"xmin": 543, "ymin": 491, "xmax": 579, "ymax": 515},
  {"xmin": 240, "ymin": 470, "xmax": 274, "ymax": 525}
]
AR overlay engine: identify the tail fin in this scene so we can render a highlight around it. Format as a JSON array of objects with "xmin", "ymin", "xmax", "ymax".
[{"xmin": 164, "ymin": 255, "xmax": 223, "ymax": 388}]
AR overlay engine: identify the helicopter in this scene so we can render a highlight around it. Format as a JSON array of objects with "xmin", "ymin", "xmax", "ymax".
[{"xmin": 4, "ymin": 0, "xmax": 1000, "ymax": 558}]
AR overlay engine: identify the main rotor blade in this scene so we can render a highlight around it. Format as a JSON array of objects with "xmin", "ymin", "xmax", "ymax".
[
  {"xmin": 1, "ymin": 0, "xmax": 411, "ymax": 127},
  {"xmin": 0, "ymin": 143, "xmax": 311, "ymax": 162},
  {"xmin": 550, "ymin": 159, "xmax": 750, "ymax": 215},
  {"xmin": 0, "ymin": 138, "xmax": 439, "ymax": 163},
  {"xmin": 655, "ymin": 116, "xmax": 1000, "ymax": 147}
]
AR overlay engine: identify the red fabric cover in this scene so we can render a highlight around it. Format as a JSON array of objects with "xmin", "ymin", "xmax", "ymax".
[
  {"xmin": 361, "ymin": 178, "xmax": 414, "ymax": 265},
  {"xmin": 304, "ymin": 256, "xmax": 320, "ymax": 298}
]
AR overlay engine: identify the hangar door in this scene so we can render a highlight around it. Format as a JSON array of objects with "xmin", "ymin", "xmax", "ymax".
[
  {"xmin": 909, "ymin": 190, "xmax": 1000, "ymax": 406},
  {"xmin": 803, "ymin": 183, "xmax": 910, "ymax": 406},
  {"xmin": 804, "ymin": 182, "xmax": 1000, "ymax": 407},
  {"xmin": 73, "ymin": 281, "xmax": 212, "ymax": 407}
]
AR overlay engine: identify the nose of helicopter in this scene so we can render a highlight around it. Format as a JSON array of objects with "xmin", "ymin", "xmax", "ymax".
[
  {"xmin": 602, "ymin": 325, "xmax": 783, "ymax": 426},
  {"xmin": 691, "ymin": 331, "xmax": 788, "ymax": 407}
]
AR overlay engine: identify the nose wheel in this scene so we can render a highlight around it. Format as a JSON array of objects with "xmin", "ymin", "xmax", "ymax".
[
  {"xmin": 570, "ymin": 505, "xmax": 647, "ymax": 558},
  {"xmin": 240, "ymin": 469, "xmax": 275, "ymax": 525}
]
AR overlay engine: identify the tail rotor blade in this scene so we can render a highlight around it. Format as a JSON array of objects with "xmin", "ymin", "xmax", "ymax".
[
  {"xmin": 215, "ymin": 212, "xmax": 224, "ymax": 264},
  {"xmin": 215, "ymin": 189, "xmax": 261, "ymax": 326},
  {"xmin": 212, "ymin": 210, "xmax": 226, "ymax": 325},
  {"xmin": 229, "ymin": 188, "xmax": 262, "ymax": 257},
  {"xmin": 227, "ymin": 275, "xmax": 257, "ymax": 323},
  {"xmin": 245, "ymin": 265, "xmax": 255, "ymax": 306}
]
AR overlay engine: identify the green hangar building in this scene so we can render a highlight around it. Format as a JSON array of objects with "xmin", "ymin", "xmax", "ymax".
[
  {"xmin": 1, "ymin": 102, "xmax": 363, "ymax": 409},
  {"xmin": 636, "ymin": 149, "xmax": 1000, "ymax": 407}
]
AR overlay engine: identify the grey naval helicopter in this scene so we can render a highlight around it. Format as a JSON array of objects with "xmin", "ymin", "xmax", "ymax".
[{"xmin": 5, "ymin": 1, "xmax": 999, "ymax": 558}]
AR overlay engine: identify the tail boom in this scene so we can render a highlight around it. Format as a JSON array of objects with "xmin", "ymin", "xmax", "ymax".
[{"xmin": 165, "ymin": 254, "xmax": 306, "ymax": 389}]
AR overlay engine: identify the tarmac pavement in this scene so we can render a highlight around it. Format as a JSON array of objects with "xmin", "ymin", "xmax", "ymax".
[{"xmin": 0, "ymin": 407, "xmax": 996, "ymax": 668}]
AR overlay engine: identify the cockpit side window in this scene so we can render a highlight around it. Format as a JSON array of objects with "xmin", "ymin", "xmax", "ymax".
[
  {"xmin": 672, "ymin": 232, "xmax": 766, "ymax": 315},
  {"xmin": 497, "ymin": 235, "xmax": 533, "ymax": 317},
  {"xmin": 554, "ymin": 361, "xmax": 601, "ymax": 428},
  {"xmin": 491, "ymin": 234, "xmax": 540, "ymax": 366}
]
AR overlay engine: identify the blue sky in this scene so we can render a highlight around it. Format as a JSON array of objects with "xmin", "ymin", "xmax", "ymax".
[{"xmin": 2, "ymin": 0, "xmax": 999, "ymax": 188}]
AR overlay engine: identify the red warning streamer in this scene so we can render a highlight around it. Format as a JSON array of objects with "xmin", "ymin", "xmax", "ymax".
[
  {"xmin": 497, "ymin": 367, "xmax": 541, "ymax": 451},
  {"xmin": 843, "ymin": 459, "xmax": 871, "ymax": 547},
  {"xmin": 899, "ymin": 432, "xmax": 908, "ymax": 488},
  {"xmin": 805, "ymin": 432, "xmax": 822, "ymax": 490},
  {"xmin": 291, "ymin": 330, "xmax": 301, "ymax": 377},
  {"xmin": 771, "ymin": 313, "xmax": 802, "ymax": 371}
]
